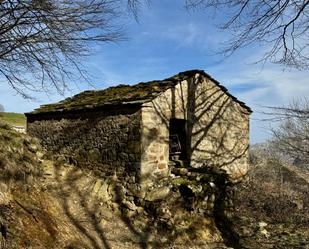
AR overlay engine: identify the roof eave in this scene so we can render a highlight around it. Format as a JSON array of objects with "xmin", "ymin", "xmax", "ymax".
[{"xmin": 25, "ymin": 101, "xmax": 146, "ymax": 116}]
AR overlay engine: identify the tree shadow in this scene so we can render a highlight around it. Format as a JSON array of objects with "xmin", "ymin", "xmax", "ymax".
[
  {"xmin": 147, "ymin": 73, "xmax": 250, "ymax": 179},
  {"xmin": 51, "ymin": 164, "xmax": 112, "ymax": 249}
]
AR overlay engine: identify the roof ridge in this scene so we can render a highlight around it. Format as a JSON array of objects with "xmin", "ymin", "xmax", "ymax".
[{"xmin": 161, "ymin": 70, "xmax": 252, "ymax": 113}]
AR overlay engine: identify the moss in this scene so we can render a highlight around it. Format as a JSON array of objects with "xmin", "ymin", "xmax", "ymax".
[
  {"xmin": 28, "ymin": 69, "xmax": 252, "ymax": 114},
  {"xmin": 172, "ymin": 177, "xmax": 199, "ymax": 186},
  {"xmin": 31, "ymin": 80, "xmax": 177, "ymax": 114}
]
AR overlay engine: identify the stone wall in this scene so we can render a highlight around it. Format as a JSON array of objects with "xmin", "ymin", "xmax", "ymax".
[
  {"xmin": 27, "ymin": 108, "xmax": 142, "ymax": 182},
  {"xmin": 191, "ymin": 76, "xmax": 250, "ymax": 181},
  {"xmin": 140, "ymin": 73, "xmax": 250, "ymax": 190}
]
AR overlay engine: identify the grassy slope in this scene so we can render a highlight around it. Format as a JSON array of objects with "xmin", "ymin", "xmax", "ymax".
[{"xmin": 0, "ymin": 112, "xmax": 26, "ymax": 126}]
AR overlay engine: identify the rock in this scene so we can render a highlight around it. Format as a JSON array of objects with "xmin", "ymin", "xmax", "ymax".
[
  {"xmin": 92, "ymin": 179, "xmax": 110, "ymax": 202},
  {"xmin": 260, "ymin": 228, "xmax": 269, "ymax": 238},
  {"xmin": 136, "ymin": 207, "xmax": 144, "ymax": 214},
  {"xmin": 258, "ymin": 221, "xmax": 268, "ymax": 228},
  {"xmin": 258, "ymin": 221, "xmax": 269, "ymax": 238},
  {"xmin": 240, "ymin": 226, "xmax": 254, "ymax": 237},
  {"xmin": 188, "ymin": 184, "xmax": 203, "ymax": 193},
  {"xmin": 98, "ymin": 184, "xmax": 110, "ymax": 202},
  {"xmin": 36, "ymin": 151, "xmax": 44, "ymax": 159},
  {"xmin": 93, "ymin": 180, "xmax": 102, "ymax": 193},
  {"xmin": 0, "ymin": 183, "xmax": 11, "ymax": 205},
  {"xmin": 123, "ymin": 209, "xmax": 136, "ymax": 218},
  {"xmin": 28, "ymin": 143, "xmax": 38, "ymax": 153},
  {"xmin": 123, "ymin": 200, "xmax": 137, "ymax": 211},
  {"xmin": 158, "ymin": 207, "xmax": 172, "ymax": 219},
  {"xmin": 145, "ymin": 186, "xmax": 170, "ymax": 201}
]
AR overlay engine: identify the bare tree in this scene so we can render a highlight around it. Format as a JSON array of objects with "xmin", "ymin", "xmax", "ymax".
[
  {"xmin": 0, "ymin": 0, "xmax": 127, "ymax": 98},
  {"xmin": 185, "ymin": 0, "xmax": 309, "ymax": 70},
  {"xmin": 2, "ymin": 0, "xmax": 308, "ymax": 98},
  {"xmin": 268, "ymin": 98, "xmax": 309, "ymax": 169},
  {"xmin": 0, "ymin": 104, "xmax": 4, "ymax": 112}
]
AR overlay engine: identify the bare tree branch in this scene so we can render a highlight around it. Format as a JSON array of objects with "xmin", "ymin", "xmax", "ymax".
[
  {"xmin": 264, "ymin": 98, "xmax": 309, "ymax": 169},
  {"xmin": 2, "ymin": 0, "xmax": 308, "ymax": 98},
  {"xmin": 0, "ymin": 0, "xmax": 128, "ymax": 98},
  {"xmin": 186, "ymin": 0, "xmax": 309, "ymax": 70}
]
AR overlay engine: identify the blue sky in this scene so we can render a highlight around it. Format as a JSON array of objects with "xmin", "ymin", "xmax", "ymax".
[{"xmin": 1, "ymin": 1, "xmax": 309, "ymax": 144}]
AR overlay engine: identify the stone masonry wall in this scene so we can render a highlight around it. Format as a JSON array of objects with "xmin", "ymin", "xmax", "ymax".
[
  {"xmin": 27, "ymin": 109, "xmax": 141, "ymax": 183},
  {"xmin": 192, "ymin": 79, "xmax": 250, "ymax": 181},
  {"xmin": 140, "ymin": 73, "xmax": 250, "ymax": 192}
]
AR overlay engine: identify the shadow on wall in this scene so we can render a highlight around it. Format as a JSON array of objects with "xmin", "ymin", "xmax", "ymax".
[{"xmin": 146, "ymin": 73, "xmax": 250, "ymax": 181}]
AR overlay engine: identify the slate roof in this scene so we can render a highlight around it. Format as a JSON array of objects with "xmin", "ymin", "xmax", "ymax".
[{"xmin": 29, "ymin": 70, "xmax": 252, "ymax": 114}]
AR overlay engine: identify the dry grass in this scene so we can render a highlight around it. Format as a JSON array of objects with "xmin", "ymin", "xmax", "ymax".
[
  {"xmin": 235, "ymin": 155, "xmax": 309, "ymax": 225},
  {"xmin": 231, "ymin": 148, "xmax": 309, "ymax": 248}
]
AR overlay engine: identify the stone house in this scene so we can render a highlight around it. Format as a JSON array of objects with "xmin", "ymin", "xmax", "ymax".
[{"xmin": 26, "ymin": 70, "xmax": 252, "ymax": 195}]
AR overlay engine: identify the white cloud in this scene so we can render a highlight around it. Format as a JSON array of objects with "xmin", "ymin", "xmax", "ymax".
[{"xmin": 158, "ymin": 20, "xmax": 225, "ymax": 52}]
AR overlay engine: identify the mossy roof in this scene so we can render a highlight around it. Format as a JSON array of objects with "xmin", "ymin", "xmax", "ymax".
[{"xmin": 29, "ymin": 70, "xmax": 252, "ymax": 114}]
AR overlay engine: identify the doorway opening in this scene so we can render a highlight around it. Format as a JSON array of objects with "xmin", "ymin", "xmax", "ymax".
[{"xmin": 169, "ymin": 118, "xmax": 187, "ymax": 161}]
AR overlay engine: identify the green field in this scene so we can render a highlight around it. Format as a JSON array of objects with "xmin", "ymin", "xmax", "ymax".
[{"xmin": 0, "ymin": 112, "xmax": 26, "ymax": 126}]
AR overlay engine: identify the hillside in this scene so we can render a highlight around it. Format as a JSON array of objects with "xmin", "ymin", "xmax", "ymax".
[
  {"xmin": 231, "ymin": 147, "xmax": 309, "ymax": 249},
  {"xmin": 0, "ymin": 112, "xmax": 26, "ymax": 126},
  {"xmin": 0, "ymin": 123, "xmax": 230, "ymax": 249}
]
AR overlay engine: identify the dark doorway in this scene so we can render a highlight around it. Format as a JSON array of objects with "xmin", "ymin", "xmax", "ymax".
[{"xmin": 169, "ymin": 118, "xmax": 187, "ymax": 160}]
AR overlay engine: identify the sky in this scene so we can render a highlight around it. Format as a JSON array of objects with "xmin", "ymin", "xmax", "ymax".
[{"xmin": 1, "ymin": 1, "xmax": 309, "ymax": 144}]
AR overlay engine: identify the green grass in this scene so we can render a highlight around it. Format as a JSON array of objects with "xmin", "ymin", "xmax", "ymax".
[{"xmin": 0, "ymin": 112, "xmax": 26, "ymax": 126}]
